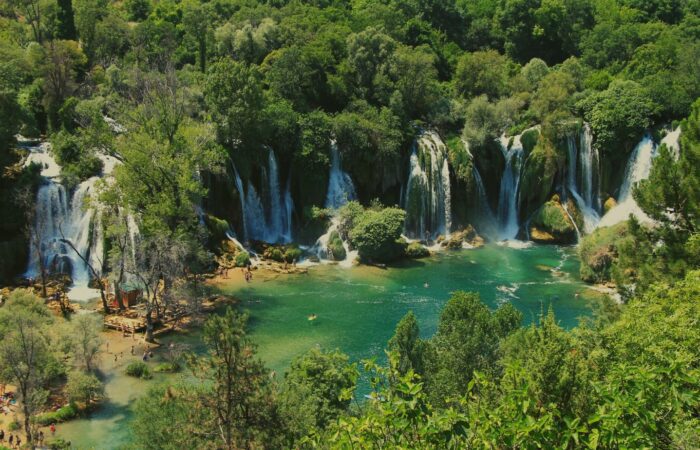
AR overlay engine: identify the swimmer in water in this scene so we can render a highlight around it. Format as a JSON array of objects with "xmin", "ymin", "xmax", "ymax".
[{"xmin": 424, "ymin": 281, "xmax": 429, "ymax": 288}]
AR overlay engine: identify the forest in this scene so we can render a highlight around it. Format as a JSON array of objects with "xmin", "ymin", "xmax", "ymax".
[{"xmin": 0, "ymin": 0, "xmax": 699, "ymax": 448}]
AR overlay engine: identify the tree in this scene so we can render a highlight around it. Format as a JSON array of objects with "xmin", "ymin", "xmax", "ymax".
[
  {"xmin": 205, "ymin": 58, "xmax": 265, "ymax": 147},
  {"xmin": 388, "ymin": 311, "xmax": 424, "ymax": 376},
  {"xmin": 188, "ymin": 308, "xmax": 281, "ymax": 449},
  {"xmin": 577, "ymin": 79, "xmax": 657, "ymax": 154},
  {"xmin": 279, "ymin": 348, "xmax": 357, "ymax": 441},
  {"xmin": 68, "ymin": 313, "xmax": 103, "ymax": 372},
  {"xmin": 65, "ymin": 370, "xmax": 104, "ymax": 405},
  {"xmin": 182, "ymin": 0, "xmax": 213, "ymax": 72},
  {"xmin": 344, "ymin": 27, "xmax": 397, "ymax": 102},
  {"xmin": 0, "ymin": 290, "xmax": 54, "ymax": 446},
  {"xmin": 454, "ymin": 50, "xmax": 511, "ymax": 99},
  {"xmin": 72, "ymin": 0, "xmax": 107, "ymax": 61},
  {"xmin": 423, "ymin": 291, "xmax": 522, "ymax": 403},
  {"xmin": 42, "ymin": 40, "xmax": 87, "ymax": 130},
  {"xmin": 7, "ymin": 0, "xmax": 45, "ymax": 42}
]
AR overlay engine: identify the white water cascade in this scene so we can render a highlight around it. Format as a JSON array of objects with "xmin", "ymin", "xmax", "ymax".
[
  {"xmin": 463, "ymin": 139, "xmax": 497, "ymax": 233},
  {"xmin": 598, "ymin": 135, "xmax": 657, "ymax": 228},
  {"xmin": 23, "ymin": 142, "xmax": 105, "ymax": 299},
  {"xmin": 312, "ymin": 216, "xmax": 358, "ymax": 267},
  {"xmin": 403, "ymin": 131, "xmax": 452, "ymax": 240},
  {"xmin": 496, "ymin": 134, "xmax": 524, "ymax": 239},
  {"xmin": 325, "ymin": 142, "xmax": 357, "ymax": 209},
  {"xmin": 232, "ymin": 149, "xmax": 293, "ymax": 243},
  {"xmin": 565, "ymin": 124, "xmax": 601, "ymax": 233}
]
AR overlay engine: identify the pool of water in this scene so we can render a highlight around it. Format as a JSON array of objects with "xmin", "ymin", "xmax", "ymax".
[{"xmin": 55, "ymin": 244, "xmax": 604, "ymax": 449}]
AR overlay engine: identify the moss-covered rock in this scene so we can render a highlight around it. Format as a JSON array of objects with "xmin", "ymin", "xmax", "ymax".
[
  {"xmin": 327, "ymin": 231, "xmax": 347, "ymax": 261},
  {"xmin": 518, "ymin": 137, "xmax": 563, "ymax": 222},
  {"xmin": 405, "ymin": 242, "xmax": 430, "ymax": 258},
  {"xmin": 578, "ymin": 222, "xmax": 631, "ymax": 283},
  {"xmin": 441, "ymin": 225, "xmax": 485, "ymax": 249},
  {"xmin": 529, "ymin": 195, "xmax": 578, "ymax": 244}
]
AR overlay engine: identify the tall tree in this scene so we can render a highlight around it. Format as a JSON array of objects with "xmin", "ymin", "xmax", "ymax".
[{"xmin": 0, "ymin": 290, "xmax": 54, "ymax": 446}]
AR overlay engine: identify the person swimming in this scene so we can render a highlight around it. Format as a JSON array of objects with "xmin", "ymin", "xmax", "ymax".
[
  {"xmin": 308, "ymin": 314, "xmax": 317, "ymax": 321},
  {"xmin": 424, "ymin": 281, "xmax": 429, "ymax": 288}
]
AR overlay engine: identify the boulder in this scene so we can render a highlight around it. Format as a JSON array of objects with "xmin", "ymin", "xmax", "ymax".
[
  {"xmin": 441, "ymin": 225, "xmax": 485, "ymax": 249},
  {"xmin": 529, "ymin": 194, "xmax": 578, "ymax": 244}
]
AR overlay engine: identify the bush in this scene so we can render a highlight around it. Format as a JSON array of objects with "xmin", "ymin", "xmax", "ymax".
[
  {"xmin": 264, "ymin": 247, "xmax": 284, "ymax": 262},
  {"xmin": 47, "ymin": 439, "xmax": 72, "ymax": 450},
  {"xmin": 349, "ymin": 207, "xmax": 407, "ymax": 263},
  {"xmin": 234, "ymin": 251, "xmax": 251, "ymax": 267},
  {"xmin": 7, "ymin": 420, "xmax": 20, "ymax": 431},
  {"xmin": 284, "ymin": 246, "xmax": 302, "ymax": 263},
  {"xmin": 125, "ymin": 361, "xmax": 152, "ymax": 379},
  {"xmin": 35, "ymin": 403, "xmax": 79, "ymax": 426},
  {"xmin": 405, "ymin": 242, "xmax": 429, "ymax": 258}
]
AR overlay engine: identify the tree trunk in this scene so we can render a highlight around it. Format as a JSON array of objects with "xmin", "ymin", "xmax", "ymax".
[{"xmin": 145, "ymin": 307, "xmax": 154, "ymax": 343}]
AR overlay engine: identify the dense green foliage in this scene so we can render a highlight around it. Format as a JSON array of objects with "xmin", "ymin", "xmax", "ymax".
[
  {"xmin": 348, "ymin": 205, "xmax": 406, "ymax": 263},
  {"xmin": 1, "ymin": 0, "xmax": 700, "ymax": 447}
]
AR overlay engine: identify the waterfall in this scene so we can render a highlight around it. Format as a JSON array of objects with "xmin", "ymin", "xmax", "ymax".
[
  {"xmin": 403, "ymin": 131, "xmax": 452, "ymax": 240},
  {"xmin": 598, "ymin": 135, "xmax": 656, "ymax": 228},
  {"xmin": 313, "ymin": 216, "xmax": 358, "ymax": 268},
  {"xmin": 229, "ymin": 161, "xmax": 249, "ymax": 240},
  {"xmin": 496, "ymin": 134, "xmax": 524, "ymax": 240},
  {"xmin": 463, "ymin": 139, "xmax": 497, "ymax": 233},
  {"xmin": 232, "ymin": 149, "xmax": 292, "ymax": 244},
  {"xmin": 283, "ymin": 175, "xmax": 294, "ymax": 242},
  {"xmin": 266, "ymin": 148, "xmax": 284, "ymax": 241},
  {"xmin": 325, "ymin": 141, "xmax": 357, "ymax": 209},
  {"xmin": 565, "ymin": 124, "xmax": 601, "ymax": 233},
  {"xmin": 244, "ymin": 182, "xmax": 267, "ymax": 241},
  {"xmin": 24, "ymin": 143, "xmax": 104, "ymax": 294}
]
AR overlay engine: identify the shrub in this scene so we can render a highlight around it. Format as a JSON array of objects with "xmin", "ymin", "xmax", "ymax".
[
  {"xmin": 234, "ymin": 251, "xmax": 251, "ymax": 267},
  {"xmin": 154, "ymin": 362, "xmax": 181, "ymax": 373},
  {"xmin": 578, "ymin": 222, "xmax": 631, "ymax": 283},
  {"xmin": 125, "ymin": 361, "xmax": 152, "ymax": 379},
  {"xmin": 35, "ymin": 403, "xmax": 79, "ymax": 426},
  {"xmin": 7, "ymin": 421, "xmax": 20, "ymax": 431},
  {"xmin": 284, "ymin": 246, "xmax": 303, "ymax": 263},
  {"xmin": 265, "ymin": 247, "xmax": 284, "ymax": 262},
  {"xmin": 405, "ymin": 242, "xmax": 429, "ymax": 258}
]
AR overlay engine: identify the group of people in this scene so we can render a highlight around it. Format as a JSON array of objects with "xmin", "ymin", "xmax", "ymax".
[{"xmin": 0, "ymin": 426, "xmax": 52, "ymax": 448}]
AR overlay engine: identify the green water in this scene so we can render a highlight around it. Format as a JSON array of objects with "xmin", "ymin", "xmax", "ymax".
[{"xmin": 55, "ymin": 244, "xmax": 604, "ymax": 449}]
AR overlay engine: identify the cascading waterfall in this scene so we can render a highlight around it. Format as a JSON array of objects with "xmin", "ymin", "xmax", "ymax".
[
  {"xmin": 23, "ymin": 142, "xmax": 104, "ymax": 297},
  {"xmin": 463, "ymin": 139, "xmax": 497, "ymax": 235},
  {"xmin": 598, "ymin": 135, "xmax": 656, "ymax": 228},
  {"xmin": 231, "ymin": 149, "xmax": 292, "ymax": 243},
  {"xmin": 403, "ymin": 131, "xmax": 452, "ymax": 240},
  {"xmin": 496, "ymin": 134, "xmax": 524, "ymax": 240},
  {"xmin": 266, "ymin": 148, "xmax": 284, "ymax": 240},
  {"xmin": 565, "ymin": 124, "xmax": 601, "ymax": 233},
  {"xmin": 325, "ymin": 142, "xmax": 357, "ymax": 209}
]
